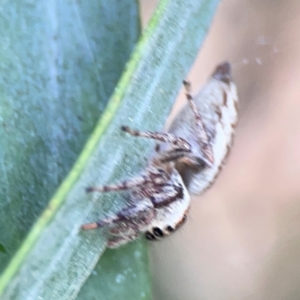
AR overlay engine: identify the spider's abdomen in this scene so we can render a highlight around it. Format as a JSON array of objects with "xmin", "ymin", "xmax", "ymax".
[{"xmin": 169, "ymin": 62, "xmax": 238, "ymax": 195}]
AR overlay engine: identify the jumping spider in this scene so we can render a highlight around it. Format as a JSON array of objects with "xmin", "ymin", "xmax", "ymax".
[{"xmin": 81, "ymin": 62, "xmax": 238, "ymax": 248}]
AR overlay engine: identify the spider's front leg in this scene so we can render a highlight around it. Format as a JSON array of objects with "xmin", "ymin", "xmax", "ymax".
[
  {"xmin": 85, "ymin": 164, "xmax": 175, "ymax": 196},
  {"xmin": 81, "ymin": 198, "xmax": 155, "ymax": 231},
  {"xmin": 85, "ymin": 173, "xmax": 151, "ymax": 193}
]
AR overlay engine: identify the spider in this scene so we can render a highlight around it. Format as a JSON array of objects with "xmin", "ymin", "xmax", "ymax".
[{"xmin": 81, "ymin": 62, "xmax": 238, "ymax": 248}]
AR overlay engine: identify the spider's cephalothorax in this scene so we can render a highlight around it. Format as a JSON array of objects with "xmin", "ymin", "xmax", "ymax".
[
  {"xmin": 81, "ymin": 62, "xmax": 238, "ymax": 248},
  {"xmin": 82, "ymin": 156, "xmax": 191, "ymax": 248}
]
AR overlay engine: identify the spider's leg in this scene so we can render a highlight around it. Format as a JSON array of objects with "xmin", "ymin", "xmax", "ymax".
[
  {"xmin": 86, "ymin": 173, "xmax": 151, "ymax": 193},
  {"xmin": 107, "ymin": 233, "xmax": 139, "ymax": 248},
  {"xmin": 183, "ymin": 80, "xmax": 214, "ymax": 164},
  {"xmin": 109, "ymin": 224, "xmax": 136, "ymax": 235},
  {"xmin": 121, "ymin": 126, "xmax": 191, "ymax": 152},
  {"xmin": 81, "ymin": 199, "xmax": 154, "ymax": 230},
  {"xmin": 115, "ymin": 200, "xmax": 154, "ymax": 222},
  {"xmin": 81, "ymin": 215, "xmax": 118, "ymax": 230}
]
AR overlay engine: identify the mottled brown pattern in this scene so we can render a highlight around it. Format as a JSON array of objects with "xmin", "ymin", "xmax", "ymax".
[
  {"xmin": 223, "ymin": 90, "xmax": 228, "ymax": 106},
  {"xmin": 215, "ymin": 105, "xmax": 223, "ymax": 121}
]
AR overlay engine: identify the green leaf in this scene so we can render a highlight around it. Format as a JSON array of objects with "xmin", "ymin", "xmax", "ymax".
[
  {"xmin": 0, "ymin": 0, "xmax": 220, "ymax": 299},
  {"xmin": 76, "ymin": 242, "xmax": 151, "ymax": 300},
  {"xmin": 0, "ymin": 0, "xmax": 140, "ymax": 297},
  {"xmin": 0, "ymin": 1, "xmax": 139, "ymax": 271}
]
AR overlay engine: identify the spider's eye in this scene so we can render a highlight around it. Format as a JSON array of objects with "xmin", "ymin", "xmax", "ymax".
[
  {"xmin": 153, "ymin": 227, "xmax": 164, "ymax": 237},
  {"xmin": 166, "ymin": 225, "xmax": 175, "ymax": 232},
  {"xmin": 145, "ymin": 232, "xmax": 156, "ymax": 240}
]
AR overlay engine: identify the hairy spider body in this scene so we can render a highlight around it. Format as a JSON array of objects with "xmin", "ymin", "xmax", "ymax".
[
  {"xmin": 82, "ymin": 161, "xmax": 190, "ymax": 248},
  {"xmin": 82, "ymin": 62, "xmax": 238, "ymax": 248}
]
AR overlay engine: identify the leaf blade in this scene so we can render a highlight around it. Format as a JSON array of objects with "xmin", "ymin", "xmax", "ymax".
[{"xmin": 0, "ymin": 0, "xmax": 221, "ymax": 299}]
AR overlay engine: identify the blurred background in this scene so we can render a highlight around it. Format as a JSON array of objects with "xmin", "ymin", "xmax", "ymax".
[{"xmin": 140, "ymin": 1, "xmax": 300, "ymax": 299}]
